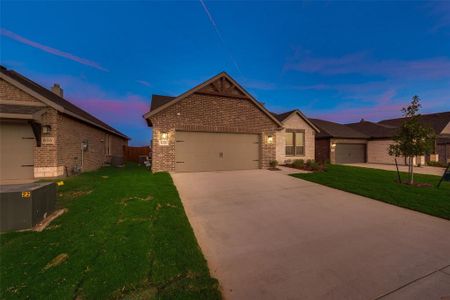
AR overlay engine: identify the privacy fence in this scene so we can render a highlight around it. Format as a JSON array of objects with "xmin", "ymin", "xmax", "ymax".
[{"xmin": 123, "ymin": 145, "xmax": 151, "ymax": 163}]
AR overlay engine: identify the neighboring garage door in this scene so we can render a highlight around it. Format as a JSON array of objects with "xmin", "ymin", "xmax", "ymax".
[
  {"xmin": 0, "ymin": 121, "xmax": 35, "ymax": 181},
  {"xmin": 175, "ymin": 131, "xmax": 259, "ymax": 172},
  {"xmin": 335, "ymin": 143, "xmax": 366, "ymax": 164}
]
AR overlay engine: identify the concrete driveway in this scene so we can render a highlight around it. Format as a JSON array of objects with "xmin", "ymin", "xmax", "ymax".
[{"xmin": 172, "ymin": 170, "xmax": 450, "ymax": 300}]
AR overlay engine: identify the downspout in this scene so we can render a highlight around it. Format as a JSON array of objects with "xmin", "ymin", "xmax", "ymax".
[{"xmin": 81, "ymin": 142, "xmax": 84, "ymax": 171}]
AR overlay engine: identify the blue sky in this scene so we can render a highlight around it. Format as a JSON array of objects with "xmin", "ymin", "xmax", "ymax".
[{"xmin": 1, "ymin": 1, "xmax": 449, "ymax": 145}]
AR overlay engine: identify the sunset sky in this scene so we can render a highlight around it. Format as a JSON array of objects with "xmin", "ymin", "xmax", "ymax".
[{"xmin": 1, "ymin": 1, "xmax": 449, "ymax": 145}]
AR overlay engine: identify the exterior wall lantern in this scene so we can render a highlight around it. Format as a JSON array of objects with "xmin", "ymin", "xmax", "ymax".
[
  {"xmin": 42, "ymin": 125, "xmax": 52, "ymax": 134},
  {"xmin": 159, "ymin": 132, "xmax": 169, "ymax": 146},
  {"xmin": 267, "ymin": 134, "xmax": 274, "ymax": 144}
]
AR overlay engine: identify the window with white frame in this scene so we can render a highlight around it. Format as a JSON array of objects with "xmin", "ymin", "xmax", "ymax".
[{"xmin": 285, "ymin": 130, "xmax": 305, "ymax": 156}]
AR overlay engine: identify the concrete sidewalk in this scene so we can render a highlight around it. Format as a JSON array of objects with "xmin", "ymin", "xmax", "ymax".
[
  {"xmin": 345, "ymin": 163, "xmax": 446, "ymax": 176},
  {"xmin": 172, "ymin": 169, "xmax": 450, "ymax": 300}
]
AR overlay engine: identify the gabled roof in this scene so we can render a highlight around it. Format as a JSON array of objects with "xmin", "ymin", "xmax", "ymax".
[
  {"xmin": 310, "ymin": 118, "xmax": 368, "ymax": 139},
  {"xmin": 271, "ymin": 110, "xmax": 296, "ymax": 122},
  {"xmin": 143, "ymin": 72, "xmax": 283, "ymax": 127},
  {"xmin": 0, "ymin": 66, "xmax": 129, "ymax": 139},
  {"xmin": 379, "ymin": 111, "xmax": 450, "ymax": 135},
  {"xmin": 271, "ymin": 109, "xmax": 320, "ymax": 132},
  {"xmin": 346, "ymin": 120, "xmax": 399, "ymax": 139},
  {"xmin": 150, "ymin": 94, "xmax": 176, "ymax": 111}
]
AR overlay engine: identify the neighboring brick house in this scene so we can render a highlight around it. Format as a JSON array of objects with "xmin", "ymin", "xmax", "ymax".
[
  {"xmin": 377, "ymin": 112, "xmax": 450, "ymax": 165},
  {"xmin": 311, "ymin": 111, "xmax": 450, "ymax": 166},
  {"xmin": 310, "ymin": 118, "xmax": 369, "ymax": 164},
  {"xmin": 143, "ymin": 72, "xmax": 319, "ymax": 172},
  {"xmin": 0, "ymin": 66, "xmax": 128, "ymax": 183}
]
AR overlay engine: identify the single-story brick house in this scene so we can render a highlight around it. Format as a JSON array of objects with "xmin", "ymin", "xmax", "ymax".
[
  {"xmin": 377, "ymin": 112, "xmax": 450, "ymax": 165},
  {"xmin": 312, "ymin": 111, "xmax": 450, "ymax": 165},
  {"xmin": 345, "ymin": 120, "xmax": 404, "ymax": 164},
  {"xmin": 143, "ymin": 72, "xmax": 319, "ymax": 172},
  {"xmin": 310, "ymin": 118, "xmax": 370, "ymax": 164},
  {"xmin": 0, "ymin": 66, "xmax": 128, "ymax": 183}
]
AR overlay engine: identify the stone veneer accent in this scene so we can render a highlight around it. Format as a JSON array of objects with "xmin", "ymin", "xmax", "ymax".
[
  {"xmin": 275, "ymin": 113, "xmax": 316, "ymax": 164},
  {"xmin": 149, "ymin": 93, "xmax": 279, "ymax": 172},
  {"xmin": 34, "ymin": 166, "xmax": 65, "ymax": 178}
]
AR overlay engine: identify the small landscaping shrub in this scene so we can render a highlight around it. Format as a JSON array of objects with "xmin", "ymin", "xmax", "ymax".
[
  {"xmin": 269, "ymin": 160, "xmax": 279, "ymax": 168},
  {"xmin": 306, "ymin": 159, "xmax": 313, "ymax": 167},
  {"xmin": 292, "ymin": 159, "xmax": 304, "ymax": 168},
  {"xmin": 309, "ymin": 161, "xmax": 320, "ymax": 171}
]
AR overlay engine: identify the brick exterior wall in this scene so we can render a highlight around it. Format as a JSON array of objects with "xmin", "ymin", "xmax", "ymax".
[
  {"xmin": 149, "ymin": 93, "xmax": 279, "ymax": 172},
  {"xmin": 57, "ymin": 114, "xmax": 126, "ymax": 174},
  {"xmin": 275, "ymin": 113, "xmax": 315, "ymax": 164},
  {"xmin": 0, "ymin": 79, "xmax": 43, "ymax": 104},
  {"xmin": 1, "ymin": 78, "xmax": 127, "ymax": 178},
  {"xmin": 34, "ymin": 108, "xmax": 61, "ymax": 177}
]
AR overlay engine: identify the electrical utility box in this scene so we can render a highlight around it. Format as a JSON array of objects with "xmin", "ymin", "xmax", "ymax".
[{"xmin": 0, "ymin": 182, "xmax": 56, "ymax": 232}]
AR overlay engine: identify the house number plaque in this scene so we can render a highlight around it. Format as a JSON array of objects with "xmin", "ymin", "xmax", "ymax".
[{"xmin": 41, "ymin": 137, "xmax": 55, "ymax": 145}]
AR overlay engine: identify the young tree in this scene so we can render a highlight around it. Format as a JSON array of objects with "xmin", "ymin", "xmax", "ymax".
[{"xmin": 388, "ymin": 96, "xmax": 435, "ymax": 184}]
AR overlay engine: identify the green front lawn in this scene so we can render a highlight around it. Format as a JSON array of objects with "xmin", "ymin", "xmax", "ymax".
[
  {"xmin": 292, "ymin": 165, "xmax": 450, "ymax": 220},
  {"xmin": 0, "ymin": 164, "xmax": 221, "ymax": 299}
]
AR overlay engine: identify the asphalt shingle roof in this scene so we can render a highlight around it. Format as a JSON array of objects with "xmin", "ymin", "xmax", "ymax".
[
  {"xmin": 379, "ymin": 111, "xmax": 450, "ymax": 135},
  {"xmin": 150, "ymin": 95, "xmax": 176, "ymax": 111},
  {"xmin": 270, "ymin": 110, "xmax": 297, "ymax": 122},
  {"xmin": 346, "ymin": 121, "xmax": 399, "ymax": 139},
  {"xmin": 310, "ymin": 118, "xmax": 368, "ymax": 139}
]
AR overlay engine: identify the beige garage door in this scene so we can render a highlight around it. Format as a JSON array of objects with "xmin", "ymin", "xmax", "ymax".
[
  {"xmin": 175, "ymin": 131, "xmax": 260, "ymax": 172},
  {"xmin": 0, "ymin": 121, "xmax": 35, "ymax": 181},
  {"xmin": 335, "ymin": 143, "xmax": 366, "ymax": 164}
]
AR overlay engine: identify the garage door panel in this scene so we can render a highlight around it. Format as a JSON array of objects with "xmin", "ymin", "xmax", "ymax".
[
  {"xmin": 0, "ymin": 121, "xmax": 35, "ymax": 181},
  {"xmin": 175, "ymin": 131, "xmax": 259, "ymax": 172},
  {"xmin": 336, "ymin": 144, "xmax": 366, "ymax": 164}
]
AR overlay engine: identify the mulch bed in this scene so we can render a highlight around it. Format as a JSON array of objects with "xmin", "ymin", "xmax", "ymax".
[
  {"xmin": 399, "ymin": 181, "xmax": 433, "ymax": 188},
  {"xmin": 282, "ymin": 164, "xmax": 327, "ymax": 172}
]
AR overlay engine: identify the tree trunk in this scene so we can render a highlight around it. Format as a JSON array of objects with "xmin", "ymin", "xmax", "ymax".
[{"xmin": 409, "ymin": 156, "xmax": 414, "ymax": 185}]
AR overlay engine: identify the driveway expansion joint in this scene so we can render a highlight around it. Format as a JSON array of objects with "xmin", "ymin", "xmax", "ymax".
[{"xmin": 374, "ymin": 264, "xmax": 450, "ymax": 300}]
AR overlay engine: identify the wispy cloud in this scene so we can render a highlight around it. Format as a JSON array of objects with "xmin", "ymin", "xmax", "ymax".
[
  {"xmin": 427, "ymin": 2, "xmax": 450, "ymax": 32},
  {"xmin": 136, "ymin": 80, "xmax": 151, "ymax": 87},
  {"xmin": 27, "ymin": 72, "xmax": 150, "ymax": 145},
  {"xmin": 199, "ymin": 0, "xmax": 243, "ymax": 76},
  {"xmin": 285, "ymin": 48, "xmax": 450, "ymax": 80},
  {"xmin": 244, "ymin": 79, "xmax": 276, "ymax": 90},
  {"xmin": 308, "ymin": 88, "xmax": 449, "ymax": 123},
  {"xmin": 0, "ymin": 28, "xmax": 108, "ymax": 72},
  {"xmin": 310, "ymin": 89, "xmax": 402, "ymax": 122}
]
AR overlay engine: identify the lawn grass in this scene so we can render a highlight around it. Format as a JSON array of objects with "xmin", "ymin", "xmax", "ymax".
[
  {"xmin": 0, "ymin": 164, "xmax": 221, "ymax": 299},
  {"xmin": 291, "ymin": 164, "xmax": 450, "ymax": 220}
]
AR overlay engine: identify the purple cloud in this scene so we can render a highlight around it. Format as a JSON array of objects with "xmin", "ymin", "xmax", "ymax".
[
  {"xmin": 73, "ymin": 95, "xmax": 149, "ymax": 126},
  {"xmin": 0, "ymin": 28, "xmax": 108, "ymax": 72},
  {"xmin": 285, "ymin": 49, "xmax": 450, "ymax": 79}
]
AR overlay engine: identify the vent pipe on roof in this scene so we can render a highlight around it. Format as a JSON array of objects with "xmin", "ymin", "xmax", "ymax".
[
  {"xmin": 51, "ymin": 84, "xmax": 63, "ymax": 97},
  {"xmin": 360, "ymin": 118, "xmax": 365, "ymax": 123}
]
